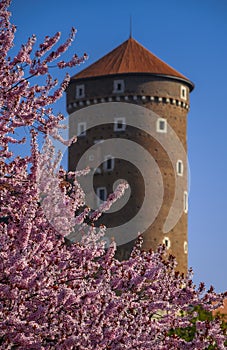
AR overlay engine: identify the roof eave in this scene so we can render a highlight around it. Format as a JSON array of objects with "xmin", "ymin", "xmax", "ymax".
[
  {"xmin": 153, "ymin": 73, "xmax": 194, "ymax": 92},
  {"xmin": 70, "ymin": 72, "xmax": 195, "ymax": 92}
]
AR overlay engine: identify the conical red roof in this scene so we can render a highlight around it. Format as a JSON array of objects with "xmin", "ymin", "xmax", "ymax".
[{"xmin": 72, "ymin": 37, "xmax": 193, "ymax": 89}]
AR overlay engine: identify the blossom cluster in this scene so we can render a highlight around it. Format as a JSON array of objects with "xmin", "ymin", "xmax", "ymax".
[{"xmin": 0, "ymin": 0, "xmax": 87, "ymax": 160}]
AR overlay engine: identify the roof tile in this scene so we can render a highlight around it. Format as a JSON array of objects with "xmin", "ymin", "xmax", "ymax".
[{"xmin": 72, "ymin": 37, "xmax": 192, "ymax": 86}]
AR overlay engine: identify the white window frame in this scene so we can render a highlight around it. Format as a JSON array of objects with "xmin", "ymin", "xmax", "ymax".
[
  {"xmin": 76, "ymin": 84, "xmax": 85, "ymax": 99},
  {"xmin": 163, "ymin": 236, "xmax": 171, "ymax": 249},
  {"xmin": 176, "ymin": 160, "xmax": 184, "ymax": 176},
  {"xmin": 113, "ymin": 79, "xmax": 125, "ymax": 93},
  {"xmin": 114, "ymin": 117, "xmax": 126, "ymax": 131},
  {"xmin": 103, "ymin": 155, "xmax": 114, "ymax": 171},
  {"xmin": 94, "ymin": 167, "xmax": 101, "ymax": 174},
  {"xmin": 184, "ymin": 191, "xmax": 188, "ymax": 213},
  {"xmin": 77, "ymin": 122, "xmax": 86, "ymax": 137},
  {"xmin": 184, "ymin": 241, "xmax": 188, "ymax": 254},
  {"xmin": 180, "ymin": 85, "xmax": 187, "ymax": 100},
  {"xmin": 96, "ymin": 187, "xmax": 107, "ymax": 206},
  {"xmin": 156, "ymin": 118, "xmax": 167, "ymax": 133}
]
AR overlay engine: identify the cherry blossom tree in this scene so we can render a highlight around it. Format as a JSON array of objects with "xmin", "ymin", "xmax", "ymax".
[{"xmin": 0, "ymin": 1, "xmax": 226, "ymax": 349}]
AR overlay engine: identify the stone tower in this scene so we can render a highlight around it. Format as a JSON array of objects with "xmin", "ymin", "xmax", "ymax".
[{"xmin": 66, "ymin": 37, "xmax": 194, "ymax": 274}]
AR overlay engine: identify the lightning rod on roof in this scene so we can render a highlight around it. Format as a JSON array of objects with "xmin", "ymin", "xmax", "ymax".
[{"xmin": 129, "ymin": 15, "xmax": 132, "ymax": 38}]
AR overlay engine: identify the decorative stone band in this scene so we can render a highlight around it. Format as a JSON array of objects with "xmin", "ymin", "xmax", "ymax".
[{"xmin": 67, "ymin": 95, "xmax": 190, "ymax": 111}]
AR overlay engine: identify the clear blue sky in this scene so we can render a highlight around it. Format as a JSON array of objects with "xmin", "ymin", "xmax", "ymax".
[{"xmin": 9, "ymin": 0, "xmax": 227, "ymax": 292}]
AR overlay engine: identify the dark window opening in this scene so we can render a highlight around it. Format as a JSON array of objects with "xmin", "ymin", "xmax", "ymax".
[
  {"xmin": 178, "ymin": 162, "xmax": 182, "ymax": 174},
  {"xmin": 106, "ymin": 158, "xmax": 113, "ymax": 170},
  {"xmin": 117, "ymin": 83, "xmax": 122, "ymax": 91},
  {"xmin": 99, "ymin": 189, "xmax": 106, "ymax": 201},
  {"xmin": 159, "ymin": 120, "xmax": 165, "ymax": 130}
]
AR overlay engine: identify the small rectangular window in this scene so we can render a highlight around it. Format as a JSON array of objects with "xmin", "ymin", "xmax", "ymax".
[
  {"xmin": 77, "ymin": 122, "xmax": 86, "ymax": 137},
  {"xmin": 96, "ymin": 187, "xmax": 107, "ymax": 206},
  {"xmin": 176, "ymin": 160, "xmax": 184, "ymax": 176},
  {"xmin": 184, "ymin": 241, "xmax": 188, "ymax": 254},
  {"xmin": 163, "ymin": 236, "xmax": 171, "ymax": 249},
  {"xmin": 76, "ymin": 84, "xmax": 85, "ymax": 99},
  {"xmin": 181, "ymin": 86, "xmax": 187, "ymax": 100},
  {"xmin": 113, "ymin": 80, "xmax": 125, "ymax": 93},
  {"xmin": 159, "ymin": 121, "xmax": 165, "ymax": 130},
  {"xmin": 104, "ymin": 155, "xmax": 114, "ymax": 171},
  {"xmin": 114, "ymin": 117, "xmax": 126, "ymax": 131},
  {"xmin": 156, "ymin": 118, "xmax": 167, "ymax": 133},
  {"xmin": 184, "ymin": 191, "xmax": 188, "ymax": 213}
]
